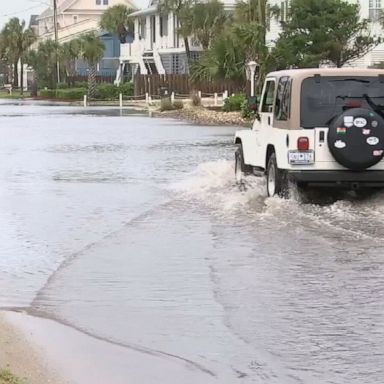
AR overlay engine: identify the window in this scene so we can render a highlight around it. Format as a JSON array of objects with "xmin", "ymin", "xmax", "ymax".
[
  {"xmin": 369, "ymin": 0, "xmax": 382, "ymax": 21},
  {"xmin": 261, "ymin": 80, "xmax": 276, "ymax": 113},
  {"xmin": 73, "ymin": 15, "xmax": 78, "ymax": 24},
  {"xmin": 160, "ymin": 15, "xmax": 168, "ymax": 37},
  {"xmin": 300, "ymin": 76, "xmax": 384, "ymax": 128},
  {"xmin": 96, "ymin": 0, "xmax": 101, "ymax": 4},
  {"xmin": 103, "ymin": 0, "xmax": 109, "ymax": 4},
  {"xmin": 139, "ymin": 18, "xmax": 146, "ymax": 39},
  {"xmin": 275, "ymin": 77, "xmax": 291, "ymax": 120},
  {"xmin": 151, "ymin": 16, "xmax": 156, "ymax": 43}
]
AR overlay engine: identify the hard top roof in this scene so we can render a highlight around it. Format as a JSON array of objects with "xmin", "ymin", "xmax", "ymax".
[{"xmin": 266, "ymin": 68, "xmax": 384, "ymax": 81}]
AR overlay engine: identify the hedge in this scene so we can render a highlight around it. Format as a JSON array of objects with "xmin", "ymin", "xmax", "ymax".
[
  {"xmin": 39, "ymin": 88, "xmax": 86, "ymax": 100},
  {"xmin": 38, "ymin": 83, "xmax": 134, "ymax": 100}
]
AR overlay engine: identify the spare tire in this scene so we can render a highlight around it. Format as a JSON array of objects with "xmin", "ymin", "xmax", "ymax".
[{"xmin": 328, "ymin": 108, "xmax": 384, "ymax": 171}]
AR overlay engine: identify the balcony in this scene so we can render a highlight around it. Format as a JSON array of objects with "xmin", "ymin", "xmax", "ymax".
[{"xmin": 120, "ymin": 40, "xmax": 146, "ymax": 61}]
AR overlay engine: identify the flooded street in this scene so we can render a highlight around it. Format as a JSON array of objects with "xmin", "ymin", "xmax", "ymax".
[{"xmin": 1, "ymin": 100, "xmax": 384, "ymax": 383}]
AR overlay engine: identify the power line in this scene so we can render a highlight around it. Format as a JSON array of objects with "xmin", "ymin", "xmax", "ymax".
[{"xmin": 0, "ymin": 4, "xmax": 44, "ymax": 18}]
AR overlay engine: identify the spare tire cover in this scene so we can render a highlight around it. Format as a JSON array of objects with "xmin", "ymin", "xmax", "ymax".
[{"xmin": 328, "ymin": 108, "xmax": 384, "ymax": 171}]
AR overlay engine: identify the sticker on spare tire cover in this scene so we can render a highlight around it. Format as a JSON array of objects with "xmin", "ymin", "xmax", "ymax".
[
  {"xmin": 362, "ymin": 129, "xmax": 371, "ymax": 135},
  {"xmin": 334, "ymin": 140, "xmax": 346, "ymax": 149},
  {"xmin": 367, "ymin": 137, "xmax": 380, "ymax": 146},
  {"xmin": 337, "ymin": 127, "xmax": 347, "ymax": 134},
  {"xmin": 373, "ymin": 150, "xmax": 383, "ymax": 156},
  {"xmin": 372, "ymin": 120, "xmax": 379, "ymax": 128},
  {"xmin": 344, "ymin": 116, "xmax": 354, "ymax": 127},
  {"xmin": 354, "ymin": 117, "xmax": 367, "ymax": 128}
]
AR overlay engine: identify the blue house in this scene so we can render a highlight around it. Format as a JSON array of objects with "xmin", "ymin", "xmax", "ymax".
[{"xmin": 76, "ymin": 32, "xmax": 122, "ymax": 77}]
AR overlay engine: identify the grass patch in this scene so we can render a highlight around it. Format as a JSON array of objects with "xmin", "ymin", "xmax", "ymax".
[
  {"xmin": 0, "ymin": 369, "xmax": 24, "ymax": 384},
  {"xmin": 0, "ymin": 91, "xmax": 27, "ymax": 99}
]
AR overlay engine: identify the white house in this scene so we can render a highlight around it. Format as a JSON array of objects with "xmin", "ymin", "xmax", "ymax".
[
  {"xmin": 36, "ymin": 0, "xmax": 136, "ymax": 43},
  {"xmin": 347, "ymin": 0, "xmax": 384, "ymax": 67},
  {"xmin": 116, "ymin": 0, "xmax": 238, "ymax": 82},
  {"xmin": 116, "ymin": 0, "xmax": 384, "ymax": 83}
]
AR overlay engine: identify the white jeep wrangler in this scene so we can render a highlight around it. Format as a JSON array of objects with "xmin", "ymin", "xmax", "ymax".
[{"xmin": 235, "ymin": 68, "xmax": 384, "ymax": 197}]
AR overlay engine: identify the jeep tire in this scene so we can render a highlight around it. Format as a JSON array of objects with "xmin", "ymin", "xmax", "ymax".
[
  {"xmin": 266, "ymin": 153, "xmax": 288, "ymax": 197},
  {"xmin": 235, "ymin": 144, "xmax": 252, "ymax": 185}
]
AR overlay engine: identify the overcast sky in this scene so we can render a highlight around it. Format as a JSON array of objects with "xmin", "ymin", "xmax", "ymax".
[{"xmin": 0, "ymin": 0, "xmax": 147, "ymax": 29}]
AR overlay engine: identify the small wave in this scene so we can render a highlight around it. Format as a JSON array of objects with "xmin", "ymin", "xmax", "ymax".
[
  {"xmin": 170, "ymin": 160, "xmax": 267, "ymax": 211},
  {"xmin": 172, "ymin": 160, "xmax": 384, "ymax": 242}
]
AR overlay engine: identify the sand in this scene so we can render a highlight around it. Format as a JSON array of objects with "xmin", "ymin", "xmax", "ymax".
[{"xmin": 0, "ymin": 311, "xmax": 60, "ymax": 384}]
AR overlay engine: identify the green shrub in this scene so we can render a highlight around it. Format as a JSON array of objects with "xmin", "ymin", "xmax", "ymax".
[
  {"xmin": 94, "ymin": 83, "xmax": 119, "ymax": 100},
  {"xmin": 57, "ymin": 83, "xmax": 69, "ymax": 89},
  {"xmin": 38, "ymin": 83, "xmax": 134, "ymax": 101},
  {"xmin": 92, "ymin": 83, "xmax": 134, "ymax": 100},
  {"xmin": 159, "ymin": 99, "xmax": 184, "ymax": 111},
  {"xmin": 39, "ymin": 88, "xmax": 86, "ymax": 100},
  {"xmin": 74, "ymin": 81, "xmax": 88, "ymax": 88},
  {"xmin": 173, "ymin": 100, "xmax": 184, "ymax": 110},
  {"xmin": 57, "ymin": 88, "xmax": 86, "ymax": 100},
  {"xmin": 119, "ymin": 82, "xmax": 134, "ymax": 97},
  {"xmin": 160, "ymin": 98, "xmax": 174, "ymax": 111},
  {"xmin": 39, "ymin": 89, "xmax": 57, "ymax": 98},
  {"xmin": 241, "ymin": 99, "xmax": 255, "ymax": 119},
  {"xmin": 0, "ymin": 368, "xmax": 23, "ymax": 384},
  {"xmin": 223, "ymin": 94, "xmax": 246, "ymax": 112}
]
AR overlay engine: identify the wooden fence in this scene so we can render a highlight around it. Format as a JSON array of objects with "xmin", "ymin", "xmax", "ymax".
[
  {"xmin": 68, "ymin": 75, "xmax": 116, "ymax": 84},
  {"xmin": 134, "ymin": 74, "xmax": 246, "ymax": 97}
]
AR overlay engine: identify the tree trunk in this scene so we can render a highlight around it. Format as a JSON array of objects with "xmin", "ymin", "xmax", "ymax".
[
  {"xmin": 20, "ymin": 58, "xmax": 24, "ymax": 96},
  {"xmin": 183, "ymin": 37, "xmax": 191, "ymax": 73},
  {"xmin": 31, "ymin": 71, "xmax": 38, "ymax": 98},
  {"xmin": 88, "ymin": 64, "xmax": 97, "ymax": 100},
  {"xmin": 13, "ymin": 61, "xmax": 19, "ymax": 88}
]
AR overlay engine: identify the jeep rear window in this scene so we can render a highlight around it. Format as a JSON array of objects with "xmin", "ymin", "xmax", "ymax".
[{"xmin": 300, "ymin": 76, "xmax": 384, "ymax": 128}]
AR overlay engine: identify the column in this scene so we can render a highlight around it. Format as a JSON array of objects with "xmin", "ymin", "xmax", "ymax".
[
  {"xmin": 146, "ymin": 15, "xmax": 151, "ymax": 50},
  {"xmin": 168, "ymin": 12, "xmax": 174, "ymax": 48},
  {"xmin": 155, "ymin": 14, "xmax": 161, "ymax": 48}
]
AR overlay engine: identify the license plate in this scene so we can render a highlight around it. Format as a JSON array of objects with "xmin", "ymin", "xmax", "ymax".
[{"xmin": 288, "ymin": 150, "xmax": 314, "ymax": 165}]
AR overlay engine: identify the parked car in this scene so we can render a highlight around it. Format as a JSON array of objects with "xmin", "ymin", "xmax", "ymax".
[{"xmin": 235, "ymin": 68, "xmax": 384, "ymax": 197}]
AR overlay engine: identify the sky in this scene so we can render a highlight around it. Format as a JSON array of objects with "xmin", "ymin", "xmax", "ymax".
[{"xmin": 0, "ymin": 0, "xmax": 147, "ymax": 29}]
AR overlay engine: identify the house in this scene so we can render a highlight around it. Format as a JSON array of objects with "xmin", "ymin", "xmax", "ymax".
[
  {"xmin": 346, "ymin": 0, "xmax": 384, "ymax": 67},
  {"xmin": 36, "ymin": 0, "xmax": 137, "ymax": 77},
  {"xmin": 29, "ymin": 15, "xmax": 39, "ymax": 36},
  {"xmin": 116, "ymin": 0, "xmax": 240, "ymax": 82},
  {"xmin": 116, "ymin": 0, "xmax": 384, "ymax": 83}
]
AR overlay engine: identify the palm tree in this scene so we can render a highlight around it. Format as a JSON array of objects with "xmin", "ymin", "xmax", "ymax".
[
  {"xmin": 1, "ymin": 18, "xmax": 36, "ymax": 89},
  {"xmin": 191, "ymin": 0, "xmax": 280, "ymax": 87},
  {"xmin": 79, "ymin": 32, "xmax": 105, "ymax": 99},
  {"xmin": 191, "ymin": 30, "xmax": 246, "ymax": 83},
  {"xmin": 60, "ymin": 39, "xmax": 82, "ymax": 85},
  {"xmin": 100, "ymin": 4, "xmax": 136, "ymax": 43},
  {"xmin": 190, "ymin": 0, "xmax": 227, "ymax": 50},
  {"xmin": 26, "ymin": 40, "xmax": 59, "ymax": 90},
  {"xmin": 20, "ymin": 28, "xmax": 36, "ymax": 94}
]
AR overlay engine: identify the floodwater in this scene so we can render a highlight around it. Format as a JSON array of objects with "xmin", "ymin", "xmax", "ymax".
[{"xmin": 1, "ymin": 100, "xmax": 384, "ymax": 384}]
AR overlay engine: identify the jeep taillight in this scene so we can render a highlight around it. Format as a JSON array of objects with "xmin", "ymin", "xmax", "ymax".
[{"xmin": 297, "ymin": 137, "xmax": 309, "ymax": 151}]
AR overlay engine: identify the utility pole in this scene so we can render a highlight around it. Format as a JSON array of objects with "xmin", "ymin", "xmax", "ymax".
[{"xmin": 53, "ymin": 0, "xmax": 60, "ymax": 83}]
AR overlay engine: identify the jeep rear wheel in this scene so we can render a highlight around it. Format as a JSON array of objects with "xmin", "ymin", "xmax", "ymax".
[
  {"xmin": 266, "ymin": 153, "xmax": 288, "ymax": 197},
  {"xmin": 235, "ymin": 144, "xmax": 251, "ymax": 185}
]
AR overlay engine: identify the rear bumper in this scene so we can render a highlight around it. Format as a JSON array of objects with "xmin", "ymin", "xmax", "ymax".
[{"xmin": 287, "ymin": 170, "xmax": 384, "ymax": 188}]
